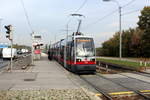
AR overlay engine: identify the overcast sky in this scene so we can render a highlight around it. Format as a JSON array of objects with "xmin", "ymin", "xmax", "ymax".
[{"xmin": 0, "ymin": 0, "xmax": 149, "ymax": 47}]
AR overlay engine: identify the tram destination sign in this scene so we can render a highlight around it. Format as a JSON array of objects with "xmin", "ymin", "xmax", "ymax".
[{"xmin": 77, "ymin": 38, "xmax": 91, "ymax": 42}]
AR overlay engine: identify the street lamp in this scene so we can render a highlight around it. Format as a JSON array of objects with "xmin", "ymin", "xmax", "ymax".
[
  {"xmin": 103, "ymin": 0, "xmax": 122, "ymax": 59},
  {"xmin": 64, "ymin": 14, "xmax": 85, "ymax": 67}
]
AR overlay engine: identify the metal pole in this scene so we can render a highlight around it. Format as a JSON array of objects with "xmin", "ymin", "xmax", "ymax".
[
  {"xmin": 74, "ymin": 31, "xmax": 76, "ymax": 64},
  {"xmin": 64, "ymin": 24, "xmax": 68, "ymax": 68},
  {"xmin": 31, "ymin": 32, "xmax": 34, "ymax": 65},
  {"xmin": 67, "ymin": 24, "xmax": 68, "ymax": 39},
  {"xmin": 103, "ymin": 0, "xmax": 122, "ymax": 59},
  {"xmin": 119, "ymin": 6, "xmax": 122, "ymax": 59},
  {"xmin": 55, "ymin": 33, "xmax": 56, "ymax": 43},
  {"xmin": 0, "ymin": 19, "xmax": 2, "ymax": 36},
  {"xmin": 10, "ymin": 39, "xmax": 13, "ymax": 72},
  {"xmin": 0, "ymin": 19, "xmax": 3, "ymax": 62}
]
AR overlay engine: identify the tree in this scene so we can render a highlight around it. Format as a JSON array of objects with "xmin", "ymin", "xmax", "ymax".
[
  {"xmin": 138, "ymin": 6, "xmax": 150, "ymax": 57},
  {"xmin": 138, "ymin": 6, "xmax": 150, "ymax": 30},
  {"xmin": 122, "ymin": 28, "xmax": 134, "ymax": 57},
  {"xmin": 97, "ymin": 6, "xmax": 150, "ymax": 57},
  {"xmin": 101, "ymin": 32, "xmax": 119, "ymax": 57}
]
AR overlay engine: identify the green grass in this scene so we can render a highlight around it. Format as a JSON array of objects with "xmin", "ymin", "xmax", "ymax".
[{"xmin": 97, "ymin": 58, "xmax": 150, "ymax": 69}]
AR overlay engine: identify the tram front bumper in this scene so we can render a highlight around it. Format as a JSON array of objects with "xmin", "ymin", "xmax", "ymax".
[{"xmin": 73, "ymin": 64, "xmax": 96, "ymax": 72}]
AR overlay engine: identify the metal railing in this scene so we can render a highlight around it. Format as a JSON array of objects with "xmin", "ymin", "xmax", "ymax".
[{"xmin": 12, "ymin": 54, "xmax": 32, "ymax": 70}]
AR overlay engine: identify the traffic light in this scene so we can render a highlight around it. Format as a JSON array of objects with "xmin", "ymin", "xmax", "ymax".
[{"xmin": 4, "ymin": 25, "xmax": 13, "ymax": 40}]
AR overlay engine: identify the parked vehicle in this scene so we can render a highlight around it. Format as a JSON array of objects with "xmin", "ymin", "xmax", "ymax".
[
  {"xmin": 2, "ymin": 48, "xmax": 17, "ymax": 59},
  {"xmin": 0, "ymin": 48, "xmax": 3, "ymax": 58},
  {"xmin": 17, "ymin": 49, "xmax": 23, "ymax": 55},
  {"xmin": 21, "ymin": 49, "xmax": 29, "ymax": 54}
]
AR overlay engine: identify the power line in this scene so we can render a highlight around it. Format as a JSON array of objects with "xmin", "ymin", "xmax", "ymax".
[
  {"xmin": 122, "ymin": 9, "xmax": 141, "ymax": 16},
  {"xmin": 64, "ymin": 0, "xmax": 88, "ymax": 34},
  {"xmin": 82, "ymin": 9, "xmax": 118, "ymax": 30},
  {"xmin": 83, "ymin": 0, "xmax": 138, "ymax": 29},
  {"xmin": 75, "ymin": 0, "xmax": 88, "ymax": 12},
  {"xmin": 122, "ymin": 0, "xmax": 137, "ymax": 8},
  {"xmin": 20, "ymin": 0, "xmax": 34, "ymax": 32}
]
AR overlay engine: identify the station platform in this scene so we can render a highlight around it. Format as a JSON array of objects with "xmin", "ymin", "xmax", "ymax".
[
  {"xmin": 0, "ymin": 53, "xmax": 100, "ymax": 100},
  {"xmin": 0, "ymin": 53, "xmax": 78, "ymax": 90},
  {"xmin": 145, "ymin": 69, "xmax": 150, "ymax": 73}
]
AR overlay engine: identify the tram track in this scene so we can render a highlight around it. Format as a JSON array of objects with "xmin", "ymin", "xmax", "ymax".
[
  {"xmin": 118, "ymin": 73, "xmax": 150, "ymax": 84},
  {"xmin": 79, "ymin": 73, "xmax": 150, "ymax": 100},
  {"xmin": 96, "ymin": 64, "xmax": 150, "ymax": 85},
  {"xmin": 96, "ymin": 65, "xmax": 150, "ymax": 99},
  {"xmin": 96, "ymin": 73, "xmax": 150, "ymax": 100},
  {"xmin": 96, "ymin": 64, "xmax": 150, "ymax": 76},
  {"xmin": 132, "ymin": 72, "xmax": 150, "ymax": 77},
  {"xmin": 96, "ymin": 61, "xmax": 150, "ymax": 75},
  {"xmin": 79, "ymin": 75, "xmax": 114, "ymax": 100}
]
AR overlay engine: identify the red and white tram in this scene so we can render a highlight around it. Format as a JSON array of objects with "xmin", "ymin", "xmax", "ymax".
[{"xmin": 48, "ymin": 33, "xmax": 96, "ymax": 73}]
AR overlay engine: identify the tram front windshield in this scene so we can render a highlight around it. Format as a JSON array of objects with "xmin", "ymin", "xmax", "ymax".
[{"xmin": 76, "ymin": 38, "xmax": 95, "ymax": 57}]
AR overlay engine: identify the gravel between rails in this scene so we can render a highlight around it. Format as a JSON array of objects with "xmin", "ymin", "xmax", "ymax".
[{"xmin": 0, "ymin": 89, "xmax": 98, "ymax": 100}]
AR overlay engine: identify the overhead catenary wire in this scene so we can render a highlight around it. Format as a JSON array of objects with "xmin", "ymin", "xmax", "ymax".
[
  {"xmin": 122, "ymin": 0, "xmax": 137, "ymax": 8},
  {"xmin": 64, "ymin": 0, "xmax": 88, "ymax": 34},
  {"xmin": 82, "ymin": 9, "xmax": 118, "ymax": 30},
  {"xmin": 20, "ymin": 0, "xmax": 34, "ymax": 65},
  {"xmin": 122, "ymin": 9, "xmax": 141, "ymax": 16},
  {"xmin": 65, "ymin": 0, "xmax": 88, "ymax": 36},
  {"xmin": 83, "ymin": 0, "xmax": 138, "ymax": 29},
  {"xmin": 75, "ymin": 0, "xmax": 88, "ymax": 13},
  {"xmin": 20, "ymin": 0, "xmax": 34, "ymax": 32}
]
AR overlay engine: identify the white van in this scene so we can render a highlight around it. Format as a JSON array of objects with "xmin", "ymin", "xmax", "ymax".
[{"xmin": 2, "ymin": 48, "xmax": 17, "ymax": 59}]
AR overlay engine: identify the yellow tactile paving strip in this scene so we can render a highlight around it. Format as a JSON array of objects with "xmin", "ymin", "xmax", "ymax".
[{"xmin": 95, "ymin": 90, "xmax": 150, "ymax": 97}]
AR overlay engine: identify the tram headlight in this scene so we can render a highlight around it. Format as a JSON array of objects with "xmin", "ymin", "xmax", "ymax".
[{"xmin": 90, "ymin": 59, "xmax": 95, "ymax": 62}]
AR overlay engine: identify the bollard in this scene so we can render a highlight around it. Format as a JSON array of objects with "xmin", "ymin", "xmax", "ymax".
[
  {"xmin": 140, "ymin": 61, "xmax": 143, "ymax": 66},
  {"xmin": 99, "ymin": 61, "xmax": 101, "ymax": 66},
  {"xmin": 106, "ymin": 64, "xmax": 108, "ymax": 73},
  {"xmin": 144, "ymin": 62, "xmax": 147, "ymax": 67}
]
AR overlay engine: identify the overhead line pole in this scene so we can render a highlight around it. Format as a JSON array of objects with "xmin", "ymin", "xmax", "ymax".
[
  {"xmin": 10, "ymin": 37, "xmax": 13, "ymax": 72},
  {"xmin": 31, "ymin": 32, "xmax": 34, "ymax": 65},
  {"xmin": 119, "ymin": 6, "xmax": 122, "ymax": 59},
  {"xmin": 64, "ymin": 24, "xmax": 69, "ymax": 68},
  {"xmin": 103, "ymin": 0, "xmax": 122, "ymax": 59}
]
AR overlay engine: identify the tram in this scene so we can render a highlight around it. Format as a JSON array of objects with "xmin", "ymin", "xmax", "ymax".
[{"xmin": 48, "ymin": 32, "xmax": 96, "ymax": 73}]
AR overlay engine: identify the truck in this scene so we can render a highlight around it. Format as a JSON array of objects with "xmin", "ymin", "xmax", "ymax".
[{"xmin": 2, "ymin": 48, "xmax": 17, "ymax": 59}]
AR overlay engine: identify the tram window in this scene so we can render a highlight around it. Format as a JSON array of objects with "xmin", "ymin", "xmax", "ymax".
[{"xmin": 76, "ymin": 38, "xmax": 95, "ymax": 57}]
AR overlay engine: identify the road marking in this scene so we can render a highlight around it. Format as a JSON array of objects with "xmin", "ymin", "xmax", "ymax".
[
  {"xmin": 109, "ymin": 91, "xmax": 134, "ymax": 95},
  {"xmin": 140, "ymin": 90, "xmax": 150, "ymax": 93},
  {"xmin": 95, "ymin": 93, "xmax": 102, "ymax": 96},
  {"xmin": 95, "ymin": 90, "xmax": 150, "ymax": 97}
]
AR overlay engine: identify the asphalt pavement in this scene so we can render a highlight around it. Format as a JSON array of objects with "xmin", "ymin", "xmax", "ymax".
[
  {"xmin": 0, "ymin": 54, "xmax": 78, "ymax": 90},
  {"xmin": 0, "ymin": 59, "xmax": 9, "ymax": 69}
]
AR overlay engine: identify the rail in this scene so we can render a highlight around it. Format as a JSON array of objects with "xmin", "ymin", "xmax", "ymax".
[
  {"xmin": 12, "ymin": 54, "xmax": 32, "ymax": 70},
  {"xmin": 79, "ymin": 75, "xmax": 114, "ymax": 100},
  {"xmin": 0, "ymin": 54, "xmax": 32, "ymax": 71},
  {"xmin": 96, "ymin": 73, "xmax": 150, "ymax": 100}
]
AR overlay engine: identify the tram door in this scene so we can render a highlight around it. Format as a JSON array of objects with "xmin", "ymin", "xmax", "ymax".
[{"xmin": 71, "ymin": 41, "xmax": 75, "ymax": 64}]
